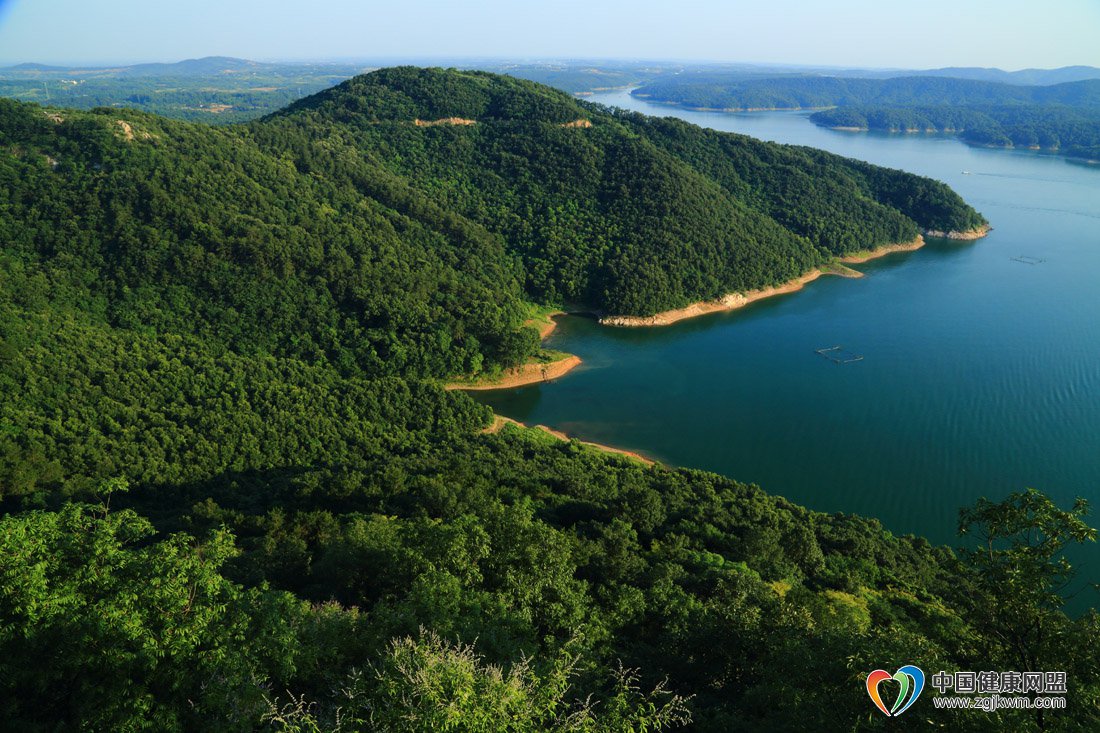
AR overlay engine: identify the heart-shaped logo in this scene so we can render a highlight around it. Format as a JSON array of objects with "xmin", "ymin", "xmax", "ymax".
[{"xmin": 866, "ymin": 665, "xmax": 925, "ymax": 716}]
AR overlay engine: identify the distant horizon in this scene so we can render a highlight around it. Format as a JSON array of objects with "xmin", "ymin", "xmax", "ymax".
[
  {"xmin": 1, "ymin": 0, "xmax": 1097, "ymax": 71},
  {"xmin": 3, "ymin": 53, "xmax": 1099, "ymax": 75}
]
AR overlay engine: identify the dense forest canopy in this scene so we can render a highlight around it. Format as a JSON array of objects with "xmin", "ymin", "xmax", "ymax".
[
  {"xmin": 809, "ymin": 104, "xmax": 1100, "ymax": 159},
  {"xmin": 3, "ymin": 68, "xmax": 1094, "ymax": 732}
]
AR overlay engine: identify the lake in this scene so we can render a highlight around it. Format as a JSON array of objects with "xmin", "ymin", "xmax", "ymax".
[{"xmin": 474, "ymin": 89, "xmax": 1100, "ymax": 602}]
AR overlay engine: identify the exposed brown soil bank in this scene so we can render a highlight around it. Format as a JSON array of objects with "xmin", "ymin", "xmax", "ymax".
[
  {"xmin": 413, "ymin": 117, "xmax": 477, "ymax": 126},
  {"xmin": 483, "ymin": 416, "xmax": 655, "ymax": 465},
  {"xmin": 448, "ymin": 355, "xmax": 581, "ymax": 391},
  {"xmin": 599, "ymin": 230, "xmax": 994, "ymax": 328},
  {"xmin": 921, "ymin": 224, "xmax": 992, "ymax": 241}
]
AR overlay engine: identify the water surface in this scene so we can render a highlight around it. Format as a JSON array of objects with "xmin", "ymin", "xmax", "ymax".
[{"xmin": 476, "ymin": 90, "xmax": 1100, "ymax": 601}]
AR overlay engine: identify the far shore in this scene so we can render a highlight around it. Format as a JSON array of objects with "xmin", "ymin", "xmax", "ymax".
[
  {"xmin": 629, "ymin": 92, "xmax": 834, "ymax": 114},
  {"xmin": 483, "ymin": 415, "xmax": 655, "ymax": 466}
]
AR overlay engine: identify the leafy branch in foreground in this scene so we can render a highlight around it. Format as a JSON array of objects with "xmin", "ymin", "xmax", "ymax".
[{"xmin": 264, "ymin": 630, "xmax": 690, "ymax": 733}]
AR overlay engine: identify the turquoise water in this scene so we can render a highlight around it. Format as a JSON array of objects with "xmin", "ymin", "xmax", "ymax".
[{"xmin": 475, "ymin": 90, "xmax": 1100, "ymax": 601}]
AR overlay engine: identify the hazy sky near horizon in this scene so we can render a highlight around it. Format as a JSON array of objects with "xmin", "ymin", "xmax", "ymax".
[{"xmin": 0, "ymin": 0, "xmax": 1097, "ymax": 70}]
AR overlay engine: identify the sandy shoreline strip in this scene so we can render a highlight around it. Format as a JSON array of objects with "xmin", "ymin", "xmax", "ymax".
[
  {"xmin": 599, "ymin": 231, "xmax": 994, "ymax": 328},
  {"xmin": 447, "ymin": 354, "xmax": 581, "ymax": 391},
  {"xmin": 598, "ymin": 268, "xmax": 848, "ymax": 327},
  {"xmin": 447, "ymin": 311, "xmax": 576, "ymax": 391},
  {"xmin": 483, "ymin": 415, "xmax": 655, "ymax": 465},
  {"xmin": 838, "ymin": 235, "xmax": 926, "ymax": 264},
  {"xmin": 532, "ymin": 310, "xmax": 565, "ymax": 340}
]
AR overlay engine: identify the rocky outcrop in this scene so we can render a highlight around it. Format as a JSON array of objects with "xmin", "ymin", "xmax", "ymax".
[
  {"xmin": 413, "ymin": 117, "xmax": 477, "ymax": 127},
  {"xmin": 921, "ymin": 224, "xmax": 992, "ymax": 240}
]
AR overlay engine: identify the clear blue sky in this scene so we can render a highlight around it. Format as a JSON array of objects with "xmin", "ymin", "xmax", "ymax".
[{"xmin": 1, "ymin": 0, "xmax": 1097, "ymax": 69}]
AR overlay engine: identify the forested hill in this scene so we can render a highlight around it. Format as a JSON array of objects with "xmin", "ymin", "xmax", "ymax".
[
  {"xmin": 634, "ymin": 74, "xmax": 1100, "ymax": 159},
  {"xmin": 632, "ymin": 75, "xmax": 1100, "ymax": 111},
  {"xmin": 265, "ymin": 68, "xmax": 985, "ymax": 316},
  {"xmin": 6, "ymin": 69, "xmax": 1087, "ymax": 733},
  {"xmin": 0, "ymin": 66, "xmax": 984, "ymax": 383},
  {"xmin": 811, "ymin": 104, "xmax": 1100, "ymax": 159}
]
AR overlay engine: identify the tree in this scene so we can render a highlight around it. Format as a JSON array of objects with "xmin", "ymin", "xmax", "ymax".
[
  {"xmin": 263, "ymin": 629, "xmax": 691, "ymax": 733},
  {"xmin": 0, "ymin": 484, "xmax": 301, "ymax": 731},
  {"xmin": 957, "ymin": 488, "xmax": 1099, "ymax": 731}
]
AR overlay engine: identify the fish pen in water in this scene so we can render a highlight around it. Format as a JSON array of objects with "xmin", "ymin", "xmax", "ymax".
[
  {"xmin": 815, "ymin": 345, "xmax": 864, "ymax": 364},
  {"xmin": 1011, "ymin": 255, "xmax": 1045, "ymax": 265}
]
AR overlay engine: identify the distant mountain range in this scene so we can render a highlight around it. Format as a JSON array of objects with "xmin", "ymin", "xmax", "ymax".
[
  {"xmin": 0, "ymin": 56, "xmax": 359, "ymax": 78},
  {"xmin": 873, "ymin": 65, "xmax": 1100, "ymax": 86},
  {"xmin": 3, "ymin": 56, "xmax": 1098, "ymax": 89}
]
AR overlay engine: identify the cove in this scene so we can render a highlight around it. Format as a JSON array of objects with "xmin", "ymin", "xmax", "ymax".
[{"xmin": 473, "ymin": 89, "xmax": 1100, "ymax": 605}]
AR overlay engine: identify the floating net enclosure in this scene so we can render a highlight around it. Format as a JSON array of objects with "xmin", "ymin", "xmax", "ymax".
[
  {"xmin": 1011, "ymin": 255, "xmax": 1045, "ymax": 265},
  {"xmin": 815, "ymin": 345, "xmax": 864, "ymax": 364}
]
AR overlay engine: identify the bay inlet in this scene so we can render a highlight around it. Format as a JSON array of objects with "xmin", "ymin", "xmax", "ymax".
[{"xmin": 474, "ymin": 90, "xmax": 1100, "ymax": 607}]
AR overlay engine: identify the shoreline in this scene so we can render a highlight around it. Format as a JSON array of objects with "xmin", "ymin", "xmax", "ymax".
[
  {"xmin": 599, "ymin": 268, "xmax": 849, "ymax": 327},
  {"xmin": 921, "ymin": 224, "xmax": 992, "ymax": 241},
  {"xmin": 446, "ymin": 310, "xmax": 572, "ymax": 391},
  {"xmin": 456, "ymin": 227, "xmax": 986, "ymax": 444},
  {"xmin": 447, "ymin": 353, "xmax": 581, "ymax": 391},
  {"xmin": 532, "ymin": 310, "xmax": 565, "ymax": 340},
  {"xmin": 598, "ymin": 232, "xmax": 993, "ymax": 328},
  {"xmin": 838, "ymin": 235, "xmax": 926, "ymax": 264},
  {"xmin": 483, "ymin": 415, "xmax": 655, "ymax": 466},
  {"xmin": 629, "ymin": 92, "xmax": 832, "ymax": 114},
  {"xmin": 598, "ymin": 236, "xmax": 929, "ymax": 328}
]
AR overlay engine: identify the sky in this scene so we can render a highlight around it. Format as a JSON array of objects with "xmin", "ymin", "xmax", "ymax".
[{"xmin": 1, "ymin": 0, "xmax": 1098, "ymax": 70}]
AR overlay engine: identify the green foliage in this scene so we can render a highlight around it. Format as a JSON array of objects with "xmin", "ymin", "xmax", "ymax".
[
  {"xmin": 1, "ymin": 66, "xmax": 984, "ymax": 352},
  {"xmin": 0, "ymin": 300, "xmax": 491, "ymax": 500},
  {"xmin": 957, "ymin": 490, "xmax": 1100, "ymax": 731},
  {"xmin": 263, "ymin": 67, "xmax": 982, "ymax": 315},
  {"xmin": 0, "ymin": 494, "xmax": 302, "ymax": 731},
  {"xmin": 264, "ymin": 631, "xmax": 690, "ymax": 732},
  {"xmin": 811, "ymin": 104, "xmax": 1100, "ymax": 155},
  {"xmin": 0, "ymin": 67, "xmax": 1091, "ymax": 732}
]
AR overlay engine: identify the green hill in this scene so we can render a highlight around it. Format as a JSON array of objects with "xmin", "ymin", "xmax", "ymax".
[
  {"xmin": 0, "ymin": 67, "xmax": 984, "ymax": 382},
  {"xmin": 267, "ymin": 68, "xmax": 984, "ymax": 314},
  {"xmin": 3, "ymin": 69, "xmax": 1093, "ymax": 733},
  {"xmin": 635, "ymin": 74, "xmax": 1100, "ymax": 159}
]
